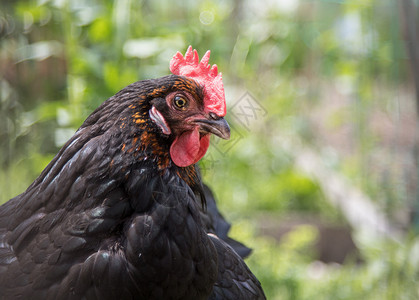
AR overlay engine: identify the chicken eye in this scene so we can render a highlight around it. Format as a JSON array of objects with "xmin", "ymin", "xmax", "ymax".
[{"xmin": 173, "ymin": 96, "xmax": 188, "ymax": 110}]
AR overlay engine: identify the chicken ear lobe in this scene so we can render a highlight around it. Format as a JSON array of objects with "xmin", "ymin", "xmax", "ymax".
[{"xmin": 149, "ymin": 107, "xmax": 171, "ymax": 135}]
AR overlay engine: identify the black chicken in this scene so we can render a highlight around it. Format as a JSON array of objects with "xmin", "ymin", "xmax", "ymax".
[{"xmin": 0, "ymin": 46, "xmax": 265, "ymax": 299}]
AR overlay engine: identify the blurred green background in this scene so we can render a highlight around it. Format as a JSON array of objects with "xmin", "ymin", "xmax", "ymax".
[{"xmin": 1, "ymin": 0, "xmax": 419, "ymax": 298}]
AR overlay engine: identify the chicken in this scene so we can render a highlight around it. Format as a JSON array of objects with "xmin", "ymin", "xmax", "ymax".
[{"xmin": 0, "ymin": 46, "xmax": 265, "ymax": 299}]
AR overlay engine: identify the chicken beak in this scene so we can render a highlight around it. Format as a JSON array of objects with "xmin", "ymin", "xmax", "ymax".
[{"xmin": 194, "ymin": 117, "xmax": 231, "ymax": 140}]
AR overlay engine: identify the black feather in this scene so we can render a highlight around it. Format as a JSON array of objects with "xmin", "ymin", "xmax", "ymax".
[{"xmin": 0, "ymin": 76, "xmax": 265, "ymax": 299}]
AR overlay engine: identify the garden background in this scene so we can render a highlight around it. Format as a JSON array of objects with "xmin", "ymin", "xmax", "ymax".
[{"xmin": 1, "ymin": 0, "xmax": 419, "ymax": 298}]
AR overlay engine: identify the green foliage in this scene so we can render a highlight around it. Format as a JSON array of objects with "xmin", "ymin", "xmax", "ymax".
[
  {"xmin": 231, "ymin": 222, "xmax": 419, "ymax": 300},
  {"xmin": 0, "ymin": 0, "xmax": 417, "ymax": 298},
  {"xmin": 202, "ymin": 131, "xmax": 337, "ymax": 219}
]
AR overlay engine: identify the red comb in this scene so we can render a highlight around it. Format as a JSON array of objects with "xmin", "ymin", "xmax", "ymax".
[{"xmin": 170, "ymin": 46, "xmax": 226, "ymax": 117}]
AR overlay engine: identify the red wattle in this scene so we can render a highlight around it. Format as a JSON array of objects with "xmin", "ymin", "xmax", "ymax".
[{"xmin": 170, "ymin": 128, "xmax": 210, "ymax": 167}]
